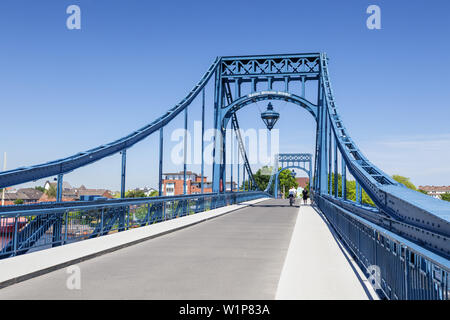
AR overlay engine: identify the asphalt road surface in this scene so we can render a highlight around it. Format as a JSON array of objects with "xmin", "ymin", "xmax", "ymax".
[{"xmin": 0, "ymin": 199, "xmax": 299, "ymax": 299}]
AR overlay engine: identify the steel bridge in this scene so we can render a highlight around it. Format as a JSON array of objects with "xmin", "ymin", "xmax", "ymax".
[
  {"xmin": 264, "ymin": 153, "xmax": 313, "ymax": 198},
  {"xmin": 0, "ymin": 53, "xmax": 449, "ymax": 300}
]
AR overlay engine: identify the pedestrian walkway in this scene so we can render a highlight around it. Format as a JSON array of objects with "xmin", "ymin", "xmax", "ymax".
[
  {"xmin": 0, "ymin": 199, "xmax": 298, "ymax": 299},
  {"xmin": 276, "ymin": 204, "xmax": 377, "ymax": 299},
  {"xmin": 0, "ymin": 200, "xmax": 376, "ymax": 299}
]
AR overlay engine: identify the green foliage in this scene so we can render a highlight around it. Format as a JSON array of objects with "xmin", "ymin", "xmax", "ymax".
[
  {"xmin": 125, "ymin": 189, "xmax": 147, "ymax": 198},
  {"xmin": 35, "ymin": 186, "xmax": 45, "ymax": 193},
  {"xmin": 279, "ymin": 168, "xmax": 298, "ymax": 195},
  {"xmin": 325, "ymin": 173, "xmax": 375, "ymax": 207},
  {"xmin": 240, "ymin": 180, "xmax": 250, "ymax": 191},
  {"xmin": 418, "ymin": 189, "xmax": 428, "ymax": 195},
  {"xmin": 45, "ymin": 184, "xmax": 57, "ymax": 198},
  {"xmin": 254, "ymin": 166, "xmax": 272, "ymax": 191},
  {"xmin": 112, "ymin": 192, "xmax": 121, "ymax": 199},
  {"xmin": 392, "ymin": 175, "xmax": 417, "ymax": 191},
  {"xmin": 328, "ymin": 173, "xmax": 343, "ymax": 197},
  {"xmin": 441, "ymin": 193, "xmax": 450, "ymax": 202},
  {"xmin": 14, "ymin": 198, "xmax": 24, "ymax": 205},
  {"xmin": 344, "ymin": 179, "xmax": 375, "ymax": 207},
  {"xmin": 149, "ymin": 190, "xmax": 159, "ymax": 197}
]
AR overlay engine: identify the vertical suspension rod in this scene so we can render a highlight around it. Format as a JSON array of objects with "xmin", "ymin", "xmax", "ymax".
[
  {"xmin": 334, "ymin": 135, "xmax": 338, "ymax": 198},
  {"xmin": 56, "ymin": 174, "xmax": 63, "ymax": 202},
  {"xmin": 341, "ymin": 157, "xmax": 346, "ymax": 199},
  {"xmin": 120, "ymin": 150, "xmax": 127, "ymax": 198},
  {"xmin": 183, "ymin": 107, "xmax": 188, "ymax": 195},
  {"xmin": 201, "ymin": 89, "xmax": 205, "ymax": 194},
  {"xmin": 159, "ymin": 127, "xmax": 163, "ymax": 196}
]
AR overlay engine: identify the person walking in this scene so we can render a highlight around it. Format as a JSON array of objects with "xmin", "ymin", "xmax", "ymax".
[
  {"xmin": 302, "ymin": 188, "xmax": 309, "ymax": 205},
  {"xmin": 288, "ymin": 186, "xmax": 297, "ymax": 206}
]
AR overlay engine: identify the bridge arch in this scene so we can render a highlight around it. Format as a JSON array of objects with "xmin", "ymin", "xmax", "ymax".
[
  {"xmin": 273, "ymin": 165, "xmax": 311, "ymax": 199},
  {"xmin": 213, "ymin": 90, "xmax": 319, "ymax": 193},
  {"xmin": 221, "ymin": 91, "xmax": 318, "ymax": 129},
  {"xmin": 263, "ymin": 153, "xmax": 313, "ymax": 198}
]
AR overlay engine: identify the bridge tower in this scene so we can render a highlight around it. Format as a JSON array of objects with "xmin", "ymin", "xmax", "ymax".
[
  {"xmin": 211, "ymin": 54, "xmax": 321, "ymax": 193},
  {"xmin": 264, "ymin": 153, "xmax": 312, "ymax": 198}
]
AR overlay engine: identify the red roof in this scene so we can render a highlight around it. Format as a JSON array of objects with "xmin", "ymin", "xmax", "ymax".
[{"xmin": 418, "ymin": 185, "xmax": 450, "ymax": 192}]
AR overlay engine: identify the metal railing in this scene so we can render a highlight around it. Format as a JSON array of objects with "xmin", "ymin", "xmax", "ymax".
[
  {"xmin": 0, "ymin": 191, "xmax": 268, "ymax": 259},
  {"xmin": 315, "ymin": 194, "xmax": 450, "ymax": 300}
]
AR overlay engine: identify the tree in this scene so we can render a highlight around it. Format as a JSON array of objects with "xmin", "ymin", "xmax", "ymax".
[
  {"xmin": 149, "ymin": 190, "xmax": 159, "ymax": 197},
  {"xmin": 418, "ymin": 189, "xmax": 428, "ymax": 195},
  {"xmin": 14, "ymin": 199, "xmax": 24, "ymax": 205},
  {"xmin": 35, "ymin": 186, "xmax": 45, "ymax": 193},
  {"xmin": 112, "ymin": 191, "xmax": 121, "ymax": 199},
  {"xmin": 325, "ymin": 173, "xmax": 375, "ymax": 206},
  {"xmin": 441, "ymin": 193, "xmax": 450, "ymax": 202},
  {"xmin": 240, "ymin": 180, "xmax": 251, "ymax": 191},
  {"xmin": 392, "ymin": 175, "xmax": 417, "ymax": 191},
  {"xmin": 253, "ymin": 166, "xmax": 272, "ymax": 191},
  {"xmin": 125, "ymin": 189, "xmax": 147, "ymax": 198},
  {"xmin": 345, "ymin": 179, "xmax": 375, "ymax": 207},
  {"xmin": 329, "ymin": 173, "xmax": 343, "ymax": 196},
  {"xmin": 45, "ymin": 184, "xmax": 57, "ymax": 198},
  {"xmin": 278, "ymin": 168, "xmax": 298, "ymax": 197}
]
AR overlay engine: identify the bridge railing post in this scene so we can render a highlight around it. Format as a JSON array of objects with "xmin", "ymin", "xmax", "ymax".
[
  {"xmin": 100, "ymin": 208, "xmax": 104, "ymax": 235},
  {"xmin": 403, "ymin": 247, "xmax": 409, "ymax": 300},
  {"xmin": 64, "ymin": 210, "xmax": 69, "ymax": 244},
  {"xmin": 52, "ymin": 212, "xmax": 63, "ymax": 248},
  {"xmin": 13, "ymin": 216, "xmax": 18, "ymax": 256}
]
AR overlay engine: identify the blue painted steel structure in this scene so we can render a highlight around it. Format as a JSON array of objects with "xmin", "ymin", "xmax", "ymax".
[
  {"xmin": 264, "ymin": 153, "xmax": 312, "ymax": 198},
  {"xmin": 0, "ymin": 191, "xmax": 267, "ymax": 259},
  {"xmin": 317, "ymin": 196, "xmax": 449, "ymax": 300},
  {"xmin": 0, "ymin": 53, "xmax": 449, "ymax": 299}
]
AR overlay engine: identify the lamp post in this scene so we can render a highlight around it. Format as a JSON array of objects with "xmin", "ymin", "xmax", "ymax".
[
  {"xmin": 291, "ymin": 169, "xmax": 296, "ymax": 178},
  {"xmin": 260, "ymin": 102, "xmax": 280, "ymax": 131}
]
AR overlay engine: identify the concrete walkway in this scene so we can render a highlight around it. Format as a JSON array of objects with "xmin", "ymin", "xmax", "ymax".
[
  {"xmin": 276, "ymin": 204, "xmax": 377, "ymax": 300},
  {"xmin": 0, "ymin": 200, "xmax": 376, "ymax": 300},
  {"xmin": 0, "ymin": 199, "xmax": 299, "ymax": 299}
]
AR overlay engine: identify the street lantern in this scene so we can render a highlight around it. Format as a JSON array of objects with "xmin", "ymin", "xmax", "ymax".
[{"xmin": 260, "ymin": 102, "xmax": 280, "ymax": 131}]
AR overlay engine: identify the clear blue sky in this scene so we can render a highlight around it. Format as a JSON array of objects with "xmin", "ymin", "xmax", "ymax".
[{"xmin": 0, "ymin": 0, "xmax": 449, "ymax": 191}]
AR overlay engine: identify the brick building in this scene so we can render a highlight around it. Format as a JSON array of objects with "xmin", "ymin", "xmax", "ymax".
[
  {"xmin": 295, "ymin": 177, "xmax": 309, "ymax": 189},
  {"xmin": 162, "ymin": 171, "xmax": 212, "ymax": 196}
]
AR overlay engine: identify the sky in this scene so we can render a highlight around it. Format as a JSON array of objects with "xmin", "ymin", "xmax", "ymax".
[{"xmin": 0, "ymin": 0, "xmax": 449, "ymax": 191}]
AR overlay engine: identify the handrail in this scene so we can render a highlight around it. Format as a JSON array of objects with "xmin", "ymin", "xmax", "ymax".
[
  {"xmin": 317, "ymin": 195, "xmax": 449, "ymax": 300},
  {"xmin": 0, "ymin": 191, "xmax": 267, "ymax": 217},
  {"xmin": 0, "ymin": 191, "xmax": 269, "ymax": 259}
]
